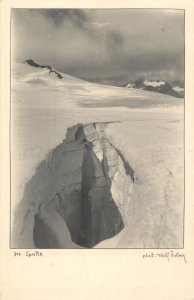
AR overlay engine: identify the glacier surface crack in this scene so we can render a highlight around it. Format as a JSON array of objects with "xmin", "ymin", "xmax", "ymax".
[{"xmin": 13, "ymin": 122, "xmax": 135, "ymax": 249}]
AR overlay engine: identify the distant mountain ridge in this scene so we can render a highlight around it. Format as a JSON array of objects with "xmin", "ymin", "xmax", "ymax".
[
  {"xmin": 24, "ymin": 59, "xmax": 63, "ymax": 79},
  {"xmin": 23, "ymin": 60, "xmax": 184, "ymax": 98},
  {"xmin": 126, "ymin": 78, "xmax": 184, "ymax": 98}
]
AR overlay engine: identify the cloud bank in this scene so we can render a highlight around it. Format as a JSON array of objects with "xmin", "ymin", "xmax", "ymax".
[{"xmin": 12, "ymin": 9, "xmax": 184, "ymax": 83}]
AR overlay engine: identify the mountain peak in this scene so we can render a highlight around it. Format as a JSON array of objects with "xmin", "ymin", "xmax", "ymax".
[
  {"xmin": 126, "ymin": 78, "xmax": 184, "ymax": 98},
  {"xmin": 24, "ymin": 59, "xmax": 42, "ymax": 68}
]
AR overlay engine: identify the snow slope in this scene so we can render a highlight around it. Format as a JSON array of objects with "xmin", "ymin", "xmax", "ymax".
[{"xmin": 11, "ymin": 61, "xmax": 184, "ymax": 248}]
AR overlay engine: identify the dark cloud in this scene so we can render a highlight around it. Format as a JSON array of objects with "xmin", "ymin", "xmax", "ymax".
[
  {"xmin": 107, "ymin": 30, "xmax": 124, "ymax": 45},
  {"xmin": 39, "ymin": 9, "xmax": 88, "ymax": 27},
  {"xmin": 12, "ymin": 9, "xmax": 184, "ymax": 83}
]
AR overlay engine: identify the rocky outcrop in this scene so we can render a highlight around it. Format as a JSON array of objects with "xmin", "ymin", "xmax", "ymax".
[
  {"xmin": 144, "ymin": 82, "xmax": 179, "ymax": 98},
  {"xmin": 24, "ymin": 59, "xmax": 63, "ymax": 79},
  {"xmin": 126, "ymin": 78, "xmax": 183, "ymax": 98},
  {"xmin": 12, "ymin": 122, "xmax": 135, "ymax": 249}
]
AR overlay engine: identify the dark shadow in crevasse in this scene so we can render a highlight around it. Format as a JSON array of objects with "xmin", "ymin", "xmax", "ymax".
[{"xmin": 33, "ymin": 125, "xmax": 124, "ymax": 249}]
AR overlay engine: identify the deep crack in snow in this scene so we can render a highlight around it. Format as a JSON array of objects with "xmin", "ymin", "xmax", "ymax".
[{"xmin": 14, "ymin": 122, "xmax": 136, "ymax": 248}]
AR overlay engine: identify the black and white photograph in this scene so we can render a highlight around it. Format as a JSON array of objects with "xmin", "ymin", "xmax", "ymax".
[{"xmin": 11, "ymin": 8, "xmax": 184, "ymax": 249}]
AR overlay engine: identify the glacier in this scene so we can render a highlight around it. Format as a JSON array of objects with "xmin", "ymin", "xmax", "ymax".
[{"xmin": 11, "ymin": 61, "xmax": 184, "ymax": 248}]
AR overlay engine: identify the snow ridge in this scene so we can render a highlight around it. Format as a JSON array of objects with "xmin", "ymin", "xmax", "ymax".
[{"xmin": 24, "ymin": 59, "xmax": 63, "ymax": 79}]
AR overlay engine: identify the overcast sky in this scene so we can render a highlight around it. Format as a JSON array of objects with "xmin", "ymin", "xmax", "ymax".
[{"xmin": 12, "ymin": 9, "xmax": 184, "ymax": 83}]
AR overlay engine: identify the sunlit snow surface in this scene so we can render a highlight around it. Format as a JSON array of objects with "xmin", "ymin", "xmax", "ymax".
[{"xmin": 11, "ymin": 62, "xmax": 184, "ymax": 248}]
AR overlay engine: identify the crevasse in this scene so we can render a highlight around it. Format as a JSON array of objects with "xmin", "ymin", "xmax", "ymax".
[{"xmin": 12, "ymin": 122, "xmax": 135, "ymax": 248}]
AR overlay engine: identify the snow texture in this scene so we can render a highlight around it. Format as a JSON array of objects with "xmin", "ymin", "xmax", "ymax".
[{"xmin": 11, "ymin": 61, "xmax": 184, "ymax": 248}]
